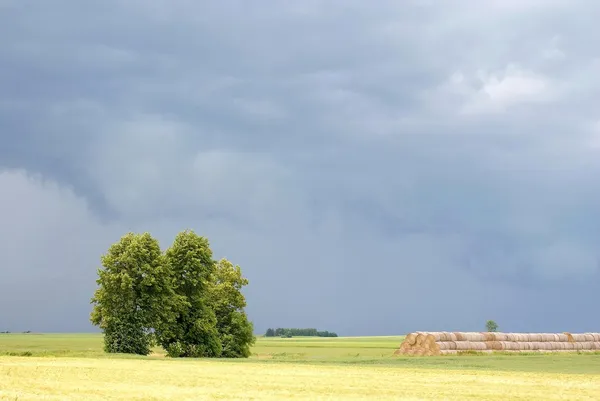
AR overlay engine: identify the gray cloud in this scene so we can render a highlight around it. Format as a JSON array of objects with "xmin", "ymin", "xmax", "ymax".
[{"xmin": 1, "ymin": 1, "xmax": 600, "ymax": 335}]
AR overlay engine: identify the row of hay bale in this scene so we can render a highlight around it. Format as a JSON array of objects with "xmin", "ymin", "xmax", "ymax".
[{"xmin": 394, "ymin": 332, "xmax": 600, "ymax": 356}]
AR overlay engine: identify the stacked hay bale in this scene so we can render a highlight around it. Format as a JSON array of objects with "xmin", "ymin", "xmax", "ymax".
[{"xmin": 393, "ymin": 332, "xmax": 600, "ymax": 356}]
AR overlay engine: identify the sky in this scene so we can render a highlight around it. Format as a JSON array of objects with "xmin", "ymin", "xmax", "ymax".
[{"xmin": 1, "ymin": 0, "xmax": 600, "ymax": 336}]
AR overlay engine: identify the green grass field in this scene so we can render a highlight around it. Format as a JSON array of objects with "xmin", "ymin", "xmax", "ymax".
[{"xmin": 2, "ymin": 333, "xmax": 600, "ymax": 400}]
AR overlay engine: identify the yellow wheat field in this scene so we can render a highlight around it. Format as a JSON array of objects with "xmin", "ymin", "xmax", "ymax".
[{"xmin": 1, "ymin": 357, "xmax": 600, "ymax": 400}]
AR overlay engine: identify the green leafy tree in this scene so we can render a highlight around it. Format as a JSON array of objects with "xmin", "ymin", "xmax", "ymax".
[
  {"xmin": 265, "ymin": 328, "xmax": 275, "ymax": 337},
  {"xmin": 157, "ymin": 230, "xmax": 222, "ymax": 358},
  {"xmin": 90, "ymin": 232, "xmax": 178, "ymax": 355},
  {"xmin": 209, "ymin": 258, "xmax": 256, "ymax": 358},
  {"xmin": 486, "ymin": 320, "xmax": 499, "ymax": 332}
]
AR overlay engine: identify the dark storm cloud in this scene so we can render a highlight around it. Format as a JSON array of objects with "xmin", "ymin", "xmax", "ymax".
[{"xmin": 1, "ymin": 0, "xmax": 600, "ymax": 335}]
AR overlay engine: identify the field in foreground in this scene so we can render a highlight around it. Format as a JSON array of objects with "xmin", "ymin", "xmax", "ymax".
[
  {"xmin": 3, "ymin": 356, "xmax": 600, "ymax": 400},
  {"xmin": 1, "ymin": 334, "xmax": 600, "ymax": 400}
]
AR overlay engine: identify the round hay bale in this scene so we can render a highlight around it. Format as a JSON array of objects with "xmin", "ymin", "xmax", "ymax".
[
  {"xmin": 581, "ymin": 342, "xmax": 593, "ymax": 350},
  {"xmin": 584, "ymin": 334, "xmax": 595, "ymax": 342},
  {"xmin": 454, "ymin": 332, "xmax": 467, "ymax": 341},
  {"xmin": 564, "ymin": 332, "xmax": 575, "ymax": 342},
  {"xmin": 493, "ymin": 333, "xmax": 509, "ymax": 341},
  {"xmin": 475, "ymin": 342, "xmax": 487, "ymax": 350},
  {"xmin": 438, "ymin": 342, "xmax": 457, "ymax": 351},
  {"xmin": 444, "ymin": 341, "xmax": 457, "ymax": 350},
  {"xmin": 464, "ymin": 333, "xmax": 486, "ymax": 342},
  {"xmin": 416, "ymin": 334, "xmax": 426, "ymax": 346},
  {"xmin": 397, "ymin": 343, "xmax": 409, "ymax": 354},
  {"xmin": 454, "ymin": 341, "xmax": 472, "ymax": 351},
  {"xmin": 500, "ymin": 341, "xmax": 520, "ymax": 351},
  {"xmin": 424, "ymin": 332, "xmax": 443, "ymax": 342},
  {"xmin": 529, "ymin": 334, "xmax": 541, "ymax": 342},
  {"xmin": 445, "ymin": 332, "xmax": 457, "ymax": 341},
  {"xmin": 571, "ymin": 334, "xmax": 587, "ymax": 342},
  {"xmin": 405, "ymin": 333, "xmax": 417, "ymax": 346},
  {"xmin": 486, "ymin": 341, "xmax": 502, "ymax": 351},
  {"xmin": 556, "ymin": 333, "xmax": 569, "ymax": 342},
  {"xmin": 481, "ymin": 332, "xmax": 495, "ymax": 341}
]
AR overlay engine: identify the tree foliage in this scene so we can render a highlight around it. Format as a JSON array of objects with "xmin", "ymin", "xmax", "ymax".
[
  {"xmin": 91, "ymin": 230, "xmax": 255, "ymax": 358},
  {"xmin": 158, "ymin": 230, "xmax": 222, "ymax": 358},
  {"xmin": 90, "ymin": 232, "xmax": 178, "ymax": 355},
  {"xmin": 209, "ymin": 258, "xmax": 256, "ymax": 358},
  {"xmin": 486, "ymin": 320, "xmax": 499, "ymax": 332},
  {"xmin": 264, "ymin": 328, "xmax": 338, "ymax": 337}
]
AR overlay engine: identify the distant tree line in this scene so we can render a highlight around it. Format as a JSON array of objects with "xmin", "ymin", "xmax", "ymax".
[
  {"xmin": 90, "ymin": 230, "xmax": 255, "ymax": 358},
  {"xmin": 264, "ymin": 328, "xmax": 338, "ymax": 337}
]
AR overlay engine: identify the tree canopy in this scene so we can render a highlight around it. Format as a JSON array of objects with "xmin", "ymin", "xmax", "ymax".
[
  {"xmin": 210, "ymin": 258, "xmax": 255, "ymax": 357},
  {"xmin": 264, "ymin": 328, "xmax": 338, "ymax": 338},
  {"xmin": 90, "ymin": 230, "xmax": 255, "ymax": 358},
  {"xmin": 486, "ymin": 320, "xmax": 499, "ymax": 332}
]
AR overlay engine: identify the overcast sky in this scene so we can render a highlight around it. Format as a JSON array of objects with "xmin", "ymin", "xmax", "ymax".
[{"xmin": 1, "ymin": 0, "xmax": 599, "ymax": 336}]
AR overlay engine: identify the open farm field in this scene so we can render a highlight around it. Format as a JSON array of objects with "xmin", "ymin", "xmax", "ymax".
[{"xmin": 2, "ymin": 334, "xmax": 600, "ymax": 400}]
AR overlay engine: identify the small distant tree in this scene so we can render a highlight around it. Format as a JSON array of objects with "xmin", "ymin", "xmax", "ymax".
[
  {"xmin": 486, "ymin": 320, "xmax": 499, "ymax": 332},
  {"xmin": 265, "ymin": 328, "xmax": 275, "ymax": 337}
]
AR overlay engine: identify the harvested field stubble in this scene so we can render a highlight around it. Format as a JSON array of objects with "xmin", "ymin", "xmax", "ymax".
[
  {"xmin": 394, "ymin": 332, "xmax": 600, "ymax": 356},
  {"xmin": 2, "ymin": 356, "xmax": 600, "ymax": 400}
]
